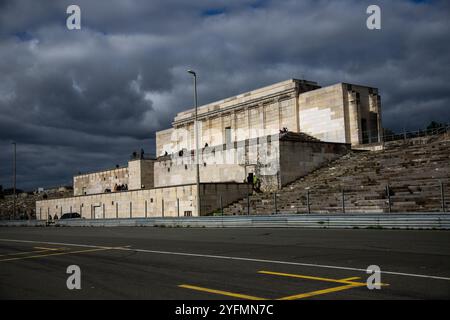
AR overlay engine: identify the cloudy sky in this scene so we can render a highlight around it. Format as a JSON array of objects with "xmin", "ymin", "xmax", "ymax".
[{"xmin": 0, "ymin": 0, "xmax": 449, "ymax": 190}]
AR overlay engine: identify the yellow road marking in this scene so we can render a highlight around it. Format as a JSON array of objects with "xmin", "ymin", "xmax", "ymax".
[
  {"xmin": 34, "ymin": 247, "xmax": 60, "ymax": 251},
  {"xmin": 179, "ymin": 284, "xmax": 267, "ymax": 300},
  {"xmin": 0, "ymin": 247, "xmax": 62, "ymax": 257},
  {"xmin": 258, "ymin": 270, "xmax": 367, "ymax": 285},
  {"xmin": 260, "ymin": 270, "xmax": 388, "ymax": 288},
  {"xmin": 278, "ymin": 283, "xmax": 364, "ymax": 300},
  {"xmin": 0, "ymin": 247, "xmax": 116, "ymax": 262},
  {"xmin": 338, "ymin": 276, "xmax": 361, "ymax": 281},
  {"xmin": 179, "ymin": 271, "xmax": 389, "ymax": 300}
]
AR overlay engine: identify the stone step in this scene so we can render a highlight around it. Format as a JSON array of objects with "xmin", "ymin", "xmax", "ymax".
[{"xmin": 222, "ymin": 137, "xmax": 450, "ymax": 215}]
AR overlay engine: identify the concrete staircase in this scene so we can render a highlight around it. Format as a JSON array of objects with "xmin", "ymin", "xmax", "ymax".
[{"xmin": 223, "ymin": 135, "xmax": 450, "ymax": 214}]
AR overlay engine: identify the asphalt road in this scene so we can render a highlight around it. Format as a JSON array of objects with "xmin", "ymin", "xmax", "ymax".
[{"xmin": 0, "ymin": 226, "xmax": 449, "ymax": 299}]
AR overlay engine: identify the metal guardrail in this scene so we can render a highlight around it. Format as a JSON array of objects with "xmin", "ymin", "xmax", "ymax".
[
  {"xmin": 1, "ymin": 214, "xmax": 449, "ymax": 229},
  {"xmin": 0, "ymin": 220, "xmax": 47, "ymax": 227},
  {"xmin": 360, "ymin": 124, "xmax": 450, "ymax": 144}
]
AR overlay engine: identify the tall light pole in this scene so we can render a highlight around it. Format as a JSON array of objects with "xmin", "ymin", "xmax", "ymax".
[
  {"xmin": 187, "ymin": 70, "xmax": 201, "ymax": 216},
  {"xmin": 12, "ymin": 142, "xmax": 16, "ymax": 220}
]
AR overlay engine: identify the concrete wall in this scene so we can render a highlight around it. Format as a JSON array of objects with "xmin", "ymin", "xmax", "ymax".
[
  {"xmin": 279, "ymin": 140, "xmax": 350, "ymax": 186},
  {"xmin": 156, "ymin": 128, "xmax": 174, "ymax": 157},
  {"xmin": 74, "ymin": 167, "xmax": 128, "ymax": 196},
  {"xmin": 154, "ymin": 135, "xmax": 280, "ymax": 191},
  {"xmin": 155, "ymin": 80, "xmax": 381, "ymax": 154},
  {"xmin": 38, "ymin": 185, "xmax": 197, "ymax": 219},
  {"xmin": 164, "ymin": 98, "xmax": 296, "ymax": 156},
  {"xmin": 36, "ymin": 182, "xmax": 249, "ymax": 218},
  {"xmin": 173, "ymin": 79, "xmax": 319, "ymax": 124},
  {"xmin": 298, "ymin": 83, "xmax": 381, "ymax": 145},
  {"xmin": 74, "ymin": 159, "xmax": 155, "ymax": 196},
  {"xmin": 199, "ymin": 183, "xmax": 249, "ymax": 215},
  {"xmin": 154, "ymin": 133, "xmax": 351, "ymax": 192},
  {"xmin": 345, "ymin": 84, "xmax": 382, "ymax": 144},
  {"xmin": 128, "ymin": 159, "xmax": 155, "ymax": 190},
  {"xmin": 155, "ymin": 79, "xmax": 320, "ymax": 156},
  {"xmin": 298, "ymin": 84, "xmax": 347, "ymax": 143}
]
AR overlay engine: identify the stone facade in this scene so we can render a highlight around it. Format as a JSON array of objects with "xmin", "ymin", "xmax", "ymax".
[
  {"xmin": 278, "ymin": 134, "xmax": 351, "ymax": 186},
  {"xmin": 156, "ymin": 79, "xmax": 381, "ymax": 156},
  {"xmin": 156, "ymin": 79, "xmax": 320, "ymax": 156},
  {"xmin": 298, "ymin": 83, "xmax": 382, "ymax": 145},
  {"xmin": 36, "ymin": 183, "xmax": 248, "ymax": 218},
  {"xmin": 73, "ymin": 166, "xmax": 128, "ymax": 196},
  {"xmin": 154, "ymin": 135, "xmax": 279, "ymax": 190},
  {"xmin": 128, "ymin": 159, "xmax": 155, "ymax": 190},
  {"xmin": 37, "ymin": 78, "xmax": 381, "ymax": 218},
  {"xmin": 74, "ymin": 159, "xmax": 155, "ymax": 196},
  {"xmin": 154, "ymin": 132, "xmax": 350, "ymax": 192}
]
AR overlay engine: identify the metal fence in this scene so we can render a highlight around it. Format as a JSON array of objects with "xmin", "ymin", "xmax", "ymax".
[
  {"xmin": 360, "ymin": 124, "xmax": 450, "ymax": 144},
  {"xmin": 1, "ymin": 179, "xmax": 448, "ymax": 221},
  {"xmin": 230, "ymin": 180, "xmax": 449, "ymax": 216},
  {"xmin": 1, "ymin": 213, "xmax": 449, "ymax": 229}
]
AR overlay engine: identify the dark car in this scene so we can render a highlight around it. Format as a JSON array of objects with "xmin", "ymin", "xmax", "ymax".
[{"xmin": 60, "ymin": 212, "xmax": 81, "ymax": 219}]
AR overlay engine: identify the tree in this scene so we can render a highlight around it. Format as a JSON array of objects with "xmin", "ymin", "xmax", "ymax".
[
  {"xmin": 426, "ymin": 121, "xmax": 445, "ymax": 131},
  {"xmin": 383, "ymin": 128, "xmax": 395, "ymax": 137}
]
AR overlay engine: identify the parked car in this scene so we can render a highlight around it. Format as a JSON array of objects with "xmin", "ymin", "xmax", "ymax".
[{"xmin": 60, "ymin": 212, "xmax": 81, "ymax": 219}]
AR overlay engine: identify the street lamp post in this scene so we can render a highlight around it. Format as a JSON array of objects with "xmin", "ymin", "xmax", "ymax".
[
  {"xmin": 12, "ymin": 142, "xmax": 16, "ymax": 220},
  {"xmin": 187, "ymin": 70, "xmax": 201, "ymax": 216}
]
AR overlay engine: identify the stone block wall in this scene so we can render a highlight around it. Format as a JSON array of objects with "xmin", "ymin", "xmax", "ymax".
[
  {"xmin": 37, "ymin": 184, "xmax": 197, "ymax": 219},
  {"xmin": 156, "ymin": 79, "xmax": 320, "ymax": 156},
  {"xmin": 128, "ymin": 159, "xmax": 155, "ymax": 190},
  {"xmin": 199, "ymin": 183, "xmax": 249, "ymax": 215},
  {"xmin": 154, "ymin": 133, "xmax": 351, "ymax": 193},
  {"xmin": 36, "ymin": 182, "xmax": 249, "ymax": 218},
  {"xmin": 156, "ymin": 80, "xmax": 382, "ymax": 154},
  {"xmin": 344, "ymin": 84, "xmax": 381, "ymax": 144},
  {"xmin": 298, "ymin": 83, "xmax": 347, "ymax": 143},
  {"xmin": 154, "ymin": 135, "xmax": 280, "ymax": 191},
  {"xmin": 156, "ymin": 128, "xmax": 174, "ymax": 157},
  {"xmin": 73, "ymin": 167, "xmax": 128, "ymax": 196},
  {"xmin": 74, "ymin": 159, "xmax": 155, "ymax": 196},
  {"xmin": 279, "ymin": 140, "xmax": 351, "ymax": 186},
  {"xmin": 298, "ymin": 83, "xmax": 381, "ymax": 145}
]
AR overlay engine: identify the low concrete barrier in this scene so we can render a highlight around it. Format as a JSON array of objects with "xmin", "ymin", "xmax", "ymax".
[
  {"xmin": 1, "ymin": 213, "xmax": 449, "ymax": 229},
  {"xmin": 0, "ymin": 220, "xmax": 47, "ymax": 227}
]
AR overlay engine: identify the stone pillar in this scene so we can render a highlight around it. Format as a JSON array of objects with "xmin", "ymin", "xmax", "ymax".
[
  {"xmin": 259, "ymin": 103, "xmax": 265, "ymax": 137},
  {"xmin": 376, "ymin": 95, "xmax": 383, "ymax": 142},
  {"xmin": 295, "ymin": 93, "xmax": 300, "ymax": 133},
  {"xmin": 232, "ymin": 111, "xmax": 237, "ymax": 142},
  {"xmin": 220, "ymin": 113, "xmax": 225, "ymax": 145},
  {"xmin": 277, "ymin": 98, "xmax": 282, "ymax": 130},
  {"xmin": 207, "ymin": 117, "xmax": 212, "ymax": 146},
  {"xmin": 246, "ymin": 107, "xmax": 251, "ymax": 140},
  {"xmin": 348, "ymin": 91, "xmax": 361, "ymax": 145}
]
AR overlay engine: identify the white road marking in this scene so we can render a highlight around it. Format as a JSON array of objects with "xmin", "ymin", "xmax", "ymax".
[{"xmin": 1, "ymin": 238, "xmax": 449, "ymax": 281}]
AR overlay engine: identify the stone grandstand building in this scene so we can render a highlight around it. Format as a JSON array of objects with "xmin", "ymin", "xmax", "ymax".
[{"xmin": 36, "ymin": 79, "xmax": 383, "ymax": 218}]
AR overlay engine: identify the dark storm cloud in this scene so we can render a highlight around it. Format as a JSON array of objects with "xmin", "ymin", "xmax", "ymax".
[{"xmin": 1, "ymin": 0, "xmax": 449, "ymax": 190}]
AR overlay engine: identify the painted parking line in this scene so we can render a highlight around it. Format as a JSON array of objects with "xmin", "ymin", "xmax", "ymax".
[
  {"xmin": 258, "ymin": 270, "xmax": 389, "ymax": 287},
  {"xmin": 0, "ymin": 246, "xmax": 122, "ymax": 263},
  {"xmin": 1, "ymin": 238, "xmax": 449, "ymax": 282},
  {"xmin": 180, "ymin": 271, "xmax": 389, "ymax": 300},
  {"xmin": 0, "ymin": 247, "xmax": 62, "ymax": 257},
  {"xmin": 179, "ymin": 284, "xmax": 267, "ymax": 300},
  {"xmin": 277, "ymin": 283, "xmax": 363, "ymax": 300},
  {"xmin": 263, "ymin": 271, "xmax": 376, "ymax": 300},
  {"xmin": 339, "ymin": 277, "xmax": 361, "ymax": 281},
  {"xmin": 258, "ymin": 270, "xmax": 367, "ymax": 285},
  {"xmin": 34, "ymin": 247, "xmax": 61, "ymax": 251}
]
